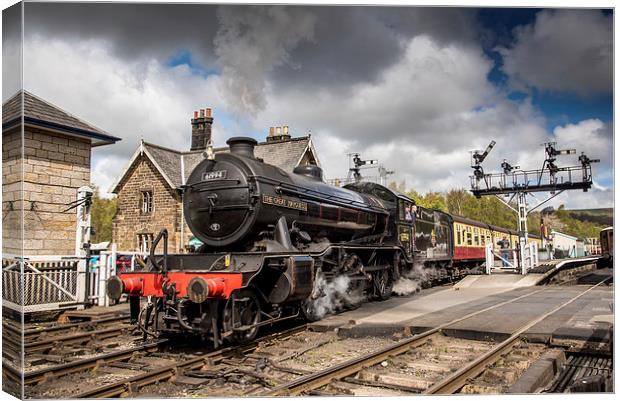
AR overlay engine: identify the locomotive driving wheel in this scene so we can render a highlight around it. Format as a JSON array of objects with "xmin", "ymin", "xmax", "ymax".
[
  {"xmin": 373, "ymin": 267, "xmax": 393, "ymax": 301},
  {"xmin": 222, "ymin": 289, "xmax": 261, "ymax": 343}
]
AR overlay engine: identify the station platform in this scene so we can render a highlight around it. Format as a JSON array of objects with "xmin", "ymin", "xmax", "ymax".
[{"xmin": 310, "ymin": 268, "xmax": 613, "ymax": 348}]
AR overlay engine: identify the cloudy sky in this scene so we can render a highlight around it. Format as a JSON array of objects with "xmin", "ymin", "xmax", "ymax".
[{"xmin": 2, "ymin": 2, "xmax": 614, "ymax": 209}]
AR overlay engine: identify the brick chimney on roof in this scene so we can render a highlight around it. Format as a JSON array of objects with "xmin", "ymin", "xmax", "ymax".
[
  {"xmin": 266, "ymin": 125, "xmax": 292, "ymax": 143},
  {"xmin": 190, "ymin": 108, "xmax": 213, "ymax": 151}
]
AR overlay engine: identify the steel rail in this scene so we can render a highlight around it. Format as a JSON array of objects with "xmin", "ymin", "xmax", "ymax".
[
  {"xmin": 423, "ymin": 277, "xmax": 611, "ymax": 394},
  {"xmin": 264, "ymin": 287, "xmax": 546, "ymax": 396},
  {"xmin": 2, "ymin": 313, "xmax": 130, "ymax": 342},
  {"xmin": 3, "ymin": 339, "xmax": 169, "ymax": 386},
  {"xmin": 23, "ymin": 324, "xmax": 132, "ymax": 354},
  {"xmin": 71, "ymin": 324, "xmax": 308, "ymax": 399}
]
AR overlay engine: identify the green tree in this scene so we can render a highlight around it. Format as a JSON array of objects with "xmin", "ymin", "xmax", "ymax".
[
  {"xmin": 445, "ymin": 189, "xmax": 469, "ymax": 216},
  {"xmin": 418, "ymin": 191, "xmax": 447, "ymax": 211},
  {"xmin": 90, "ymin": 185, "xmax": 117, "ymax": 243}
]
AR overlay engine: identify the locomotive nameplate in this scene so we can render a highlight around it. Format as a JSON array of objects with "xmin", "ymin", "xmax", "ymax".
[
  {"xmin": 202, "ymin": 170, "xmax": 227, "ymax": 181},
  {"xmin": 262, "ymin": 194, "xmax": 308, "ymax": 212}
]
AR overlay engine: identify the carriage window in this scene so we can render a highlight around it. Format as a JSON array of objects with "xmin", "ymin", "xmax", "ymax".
[
  {"xmin": 466, "ymin": 232, "xmax": 472, "ymax": 246},
  {"xmin": 456, "ymin": 226, "xmax": 461, "ymax": 245}
]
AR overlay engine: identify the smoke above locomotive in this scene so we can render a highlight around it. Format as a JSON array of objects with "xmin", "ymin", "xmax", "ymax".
[{"xmin": 182, "ymin": 137, "xmax": 390, "ymax": 251}]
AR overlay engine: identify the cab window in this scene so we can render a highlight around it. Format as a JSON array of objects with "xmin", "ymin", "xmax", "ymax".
[{"xmin": 398, "ymin": 200, "xmax": 414, "ymax": 224}]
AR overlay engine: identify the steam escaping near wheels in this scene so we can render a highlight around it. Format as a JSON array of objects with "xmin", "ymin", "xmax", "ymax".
[
  {"xmin": 302, "ymin": 273, "xmax": 365, "ymax": 321},
  {"xmin": 393, "ymin": 263, "xmax": 429, "ymax": 296}
]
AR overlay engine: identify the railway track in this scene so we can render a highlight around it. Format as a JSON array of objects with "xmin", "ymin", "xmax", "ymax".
[
  {"xmin": 264, "ymin": 278, "xmax": 611, "ymax": 396},
  {"xmin": 4, "ymin": 322, "xmax": 134, "ymax": 356},
  {"xmin": 2, "ymin": 313, "xmax": 130, "ymax": 343},
  {"xmin": 2, "ymin": 313, "xmax": 131, "ymax": 358},
  {"xmin": 2, "ymin": 313, "xmax": 144, "ymax": 388},
  {"xmin": 4, "ymin": 339, "xmax": 168, "ymax": 386},
  {"xmin": 57, "ymin": 287, "xmax": 544, "ymax": 398},
  {"xmin": 23, "ymin": 324, "xmax": 306, "ymax": 398},
  {"xmin": 14, "ymin": 275, "xmax": 612, "ymax": 398},
  {"xmin": 547, "ymin": 353, "xmax": 613, "ymax": 392}
]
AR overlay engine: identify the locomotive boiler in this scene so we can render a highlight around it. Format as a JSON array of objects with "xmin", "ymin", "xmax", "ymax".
[{"xmin": 184, "ymin": 137, "xmax": 390, "ymax": 251}]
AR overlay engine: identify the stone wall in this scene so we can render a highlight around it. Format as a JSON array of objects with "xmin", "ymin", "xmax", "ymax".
[
  {"xmin": 112, "ymin": 155, "xmax": 183, "ymax": 252},
  {"xmin": 21, "ymin": 128, "xmax": 91, "ymax": 255},
  {"xmin": 2, "ymin": 127, "xmax": 24, "ymax": 256}
]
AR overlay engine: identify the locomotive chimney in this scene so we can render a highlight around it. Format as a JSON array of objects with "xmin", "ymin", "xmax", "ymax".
[
  {"xmin": 227, "ymin": 137, "xmax": 258, "ymax": 159},
  {"xmin": 190, "ymin": 107, "xmax": 214, "ymax": 151}
]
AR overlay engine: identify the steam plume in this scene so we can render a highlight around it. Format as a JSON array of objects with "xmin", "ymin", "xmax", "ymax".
[
  {"xmin": 214, "ymin": 6, "xmax": 316, "ymax": 116},
  {"xmin": 393, "ymin": 262, "xmax": 429, "ymax": 296},
  {"xmin": 306, "ymin": 274, "xmax": 364, "ymax": 320}
]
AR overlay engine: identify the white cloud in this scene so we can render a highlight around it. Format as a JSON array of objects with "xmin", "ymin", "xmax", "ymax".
[
  {"xmin": 500, "ymin": 9, "xmax": 612, "ymax": 96},
  {"xmin": 552, "ymin": 119, "xmax": 610, "ymax": 160},
  {"xmin": 23, "ymin": 36, "xmax": 227, "ymax": 196}
]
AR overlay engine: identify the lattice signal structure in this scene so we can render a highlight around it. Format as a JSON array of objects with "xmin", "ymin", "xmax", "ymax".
[{"xmin": 469, "ymin": 141, "xmax": 599, "ymax": 273}]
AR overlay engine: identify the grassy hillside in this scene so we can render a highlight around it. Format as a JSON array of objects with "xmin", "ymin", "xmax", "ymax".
[{"xmin": 566, "ymin": 208, "xmax": 613, "ymax": 227}]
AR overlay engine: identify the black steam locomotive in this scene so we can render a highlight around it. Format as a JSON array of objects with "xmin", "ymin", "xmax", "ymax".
[{"xmin": 108, "ymin": 137, "xmax": 456, "ymax": 347}]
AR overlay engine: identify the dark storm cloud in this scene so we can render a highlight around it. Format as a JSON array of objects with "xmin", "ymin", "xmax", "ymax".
[
  {"xmin": 2, "ymin": 2, "xmax": 21, "ymax": 41},
  {"xmin": 22, "ymin": 3, "xmax": 480, "ymax": 100},
  {"xmin": 271, "ymin": 7, "xmax": 479, "ymax": 91},
  {"xmin": 3, "ymin": 2, "xmax": 22, "ymax": 98},
  {"xmin": 23, "ymin": 2, "xmax": 220, "ymax": 66}
]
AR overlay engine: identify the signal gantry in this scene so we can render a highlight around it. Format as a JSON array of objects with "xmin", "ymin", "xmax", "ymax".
[{"xmin": 469, "ymin": 140, "xmax": 599, "ymax": 273}]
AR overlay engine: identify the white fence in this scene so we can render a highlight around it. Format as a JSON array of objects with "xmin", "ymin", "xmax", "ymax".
[
  {"xmin": 92, "ymin": 247, "xmax": 147, "ymax": 307},
  {"xmin": 2, "ymin": 246, "xmax": 146, "ymax": 313},
  {"xmin": 484, "ymin": 241, "xmax": 539, "ymax": 275}
]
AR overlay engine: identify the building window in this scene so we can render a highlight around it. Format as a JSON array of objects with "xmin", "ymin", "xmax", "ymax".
[
  {"xmin": 137, "ymin": 233, "xmax": 154, "ymax": 252},
  {"xmin": 141, "ymin": 191, "xmax": 153, "ymax": 215}
]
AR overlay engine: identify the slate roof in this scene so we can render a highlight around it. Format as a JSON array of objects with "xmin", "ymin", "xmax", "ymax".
[
  {"xmin": 111, "ymin": 136, "xmax": 318, "ymax": 193},
  {"xmin": 2, "ymin": 90, "xmax": 120, "ymax": 146}
]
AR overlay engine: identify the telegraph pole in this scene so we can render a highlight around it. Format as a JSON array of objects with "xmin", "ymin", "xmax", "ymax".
[{"xmin": 469, "ymin": 141, "xmax": 599, "ymax": 274}]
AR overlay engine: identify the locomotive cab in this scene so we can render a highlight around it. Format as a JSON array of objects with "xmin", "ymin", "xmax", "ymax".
[{"xmin": 343, "ymin": 182, "xmax": 416, "ymax": 258}]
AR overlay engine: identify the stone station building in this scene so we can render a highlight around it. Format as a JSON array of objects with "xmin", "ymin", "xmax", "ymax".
[
  {"xmin": 2, "ymin": 90, "xmax": 120, "ymax": 256},
  {"xmin": 111, "ymin": 109, "xmax": 321, "ymax": 252}
]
